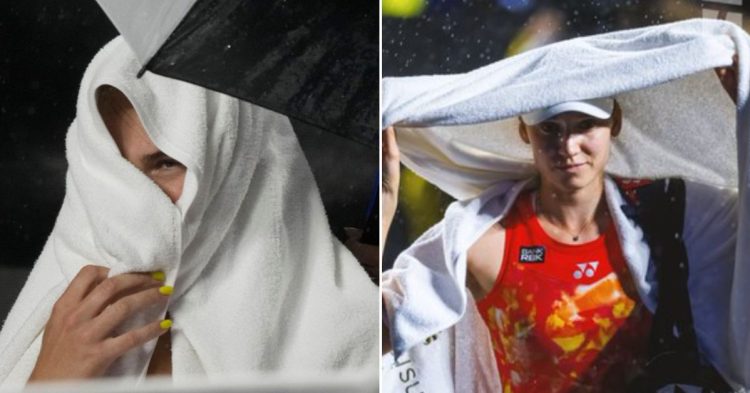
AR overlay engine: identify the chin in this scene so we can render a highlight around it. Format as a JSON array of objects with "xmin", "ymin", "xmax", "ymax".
[{"xmin": 549, "ymin": 172, "xmax": 600, "ymax": 193}]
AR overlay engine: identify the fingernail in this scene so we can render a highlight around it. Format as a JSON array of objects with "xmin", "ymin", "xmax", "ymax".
[
  {"xmin": 158, "ymin": 286, "xmax": 173, "ymax": 296},
  {"xmin": 151, "ymin": 271, "xmax": 165, "ymax": 282},
  {"xmin": 160, "ymin": 319, "xmax": 172, "ymax": 329}
]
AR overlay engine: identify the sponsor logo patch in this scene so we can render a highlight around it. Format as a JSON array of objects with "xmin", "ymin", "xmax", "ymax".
[
  {"xmin": 573, "ymin": 261, "xmax": 599, "ymax": 280},
  {"xmin": 519, "ymin": 246, "xmax": 545, "ymax": 263}
]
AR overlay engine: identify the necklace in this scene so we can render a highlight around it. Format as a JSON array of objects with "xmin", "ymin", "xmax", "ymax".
[{"xmin": 532, "ymin": 192, "xmax": 603, "ymax": 242}]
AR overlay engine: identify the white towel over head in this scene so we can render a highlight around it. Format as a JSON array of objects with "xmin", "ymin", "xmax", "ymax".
[
  {"xmin": 383, "ymin": 18, "xmax": 743, "ymax": 200},
  {"xmin": 0, "ymin": 36, "xmax": 378, "ymax": 386}
]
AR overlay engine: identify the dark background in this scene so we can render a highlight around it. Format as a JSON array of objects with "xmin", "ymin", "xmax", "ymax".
[
  {"xmin": 0, "ymin": 2, "xmax": 377, "ymax": 321},
  {"xmin": 382, "ymin": 0, "xmax": 749, "ymax": 269}
]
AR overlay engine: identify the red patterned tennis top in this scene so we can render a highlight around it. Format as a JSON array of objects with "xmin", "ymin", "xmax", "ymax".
[{"xmin": 476, "ymin": 191, "xmax": 652, "ymax": 393}]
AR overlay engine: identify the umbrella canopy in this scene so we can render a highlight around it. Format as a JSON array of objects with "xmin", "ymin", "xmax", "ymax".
[{"xmin": 97, "ymin": 0, "xmax": 378, "ymax": 146}]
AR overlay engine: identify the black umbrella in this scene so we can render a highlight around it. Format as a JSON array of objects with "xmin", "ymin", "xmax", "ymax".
[{"xmin": 97, "ymin": 0, "xmax": 378, "ymax": 146}]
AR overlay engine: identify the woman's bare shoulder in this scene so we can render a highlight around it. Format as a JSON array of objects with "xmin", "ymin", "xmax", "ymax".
[{"xmin": 466, "ymin": 220, "xmax": 506, "ymax": 301}]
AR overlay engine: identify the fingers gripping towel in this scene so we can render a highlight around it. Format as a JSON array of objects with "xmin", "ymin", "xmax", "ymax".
[
  {"xmin": 381, "ymin": 19, "xmax": 750, "ymax": 390},
  {"xmin": 0, "ymin": 37, "xmax": 378, "ymax": 385}
]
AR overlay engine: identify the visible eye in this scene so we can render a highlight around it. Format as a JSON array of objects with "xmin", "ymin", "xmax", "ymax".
[
  {"xmin": 578, "ymin": 119, "xmax": 597, "ymax": 130},
  {"xmin": 156, "ymin": 158, "xmax": 181, "ymax": 170},
  {"xmin": 538, "ymin": 122, "xmax": 561, "ymax": 136}
]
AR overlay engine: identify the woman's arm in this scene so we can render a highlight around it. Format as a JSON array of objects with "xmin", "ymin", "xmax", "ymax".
[
  {"xmin": 381, "ymin": 127, "xmax": 399, "ymax": 355},
  {"xmin": 382, "ymin": 127, "xmax": 400, "ymax": 239}
]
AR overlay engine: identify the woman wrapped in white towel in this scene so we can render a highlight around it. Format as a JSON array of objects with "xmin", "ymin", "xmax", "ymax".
[{"xmin": 0, "ymin": 36, "xmax": 378, "ymax": 385}]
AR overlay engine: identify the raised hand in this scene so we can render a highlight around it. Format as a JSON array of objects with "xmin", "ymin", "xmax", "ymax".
[
  {"xmin": 29, "ymin": 265, "xmax": 171, "ymax": 382},
  {"xmin": 715, "ymin": 54, "xmax": 738, "ymax": 104}
]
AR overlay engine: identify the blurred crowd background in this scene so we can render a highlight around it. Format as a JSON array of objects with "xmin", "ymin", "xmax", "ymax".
[{"xmin": 382, "ymin": 0, "xmax": 749, "ymax": 269}]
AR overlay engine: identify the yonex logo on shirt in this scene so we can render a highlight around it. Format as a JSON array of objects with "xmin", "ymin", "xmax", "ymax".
[
  {"xmin": 573, "ymin": 261, "xmax": 599, "ymax": 279},
  {"xmin": 519, "ymin": 246, "xmax": 545, "ymax": 263}
]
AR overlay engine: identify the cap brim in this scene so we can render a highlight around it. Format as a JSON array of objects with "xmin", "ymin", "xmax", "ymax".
[{"xmin": 521, "ymin": 99, "xmax": 614, "ymax": 125}]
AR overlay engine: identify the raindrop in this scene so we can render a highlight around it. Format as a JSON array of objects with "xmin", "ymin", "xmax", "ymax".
[{"xmin": 225, "ymin": 44, "xmax": 232, "ymax": 50}]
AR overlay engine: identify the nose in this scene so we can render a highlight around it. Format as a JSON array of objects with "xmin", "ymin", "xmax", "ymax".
[{"xmin": 557, "ymin": 130, "xmax": 583, "ymax": 158}]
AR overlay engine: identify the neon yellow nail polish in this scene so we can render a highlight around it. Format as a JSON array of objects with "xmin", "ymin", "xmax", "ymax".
[
  {"xmin": 158, "ymin": 286, "xmax": 173, "ymax": 296},
  {"xmin": 151, "ymin": 271, "xmax": 166, "ymax": 282},
  {"xmin": 160, "ymin": 319, "xmax": 172, "ymax": 329}
]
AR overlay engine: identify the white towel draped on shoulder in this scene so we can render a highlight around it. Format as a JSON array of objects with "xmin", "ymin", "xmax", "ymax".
[
  {"xmin": 0, "ymin": 36, "xmax": 378, "ymax": 387},
  {"xmin": 381, "ymin": 18, "xmax": 750, "ymax": 390}
]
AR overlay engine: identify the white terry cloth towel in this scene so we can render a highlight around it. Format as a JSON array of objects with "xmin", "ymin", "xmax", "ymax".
[
  {"xmin": 381, "ymin": 18, "xmax": 750, "ymax": 390},
  {"xmin": 0, "ymin": 36, "xmax": 378, "ymax": 386}
]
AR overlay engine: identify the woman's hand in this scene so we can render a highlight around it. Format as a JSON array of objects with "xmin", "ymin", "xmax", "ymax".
[
  {"xmin": 344, "ymin": 227, "xmax": 379, "ymax": 282},
  {"xmin": 382, "ymin": 127, "xmax": 401, "ymax": 242},
  {"xmin": 29, "ymin": 265, "xmax": 171, "ymax": 382},
  {"xmin": 715, "ymin": 54, "xmax": 738, "ymax": 104}
]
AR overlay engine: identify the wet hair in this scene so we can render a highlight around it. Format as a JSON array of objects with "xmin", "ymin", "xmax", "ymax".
[
  {"xmin": 95, "ymin": 85, "xmax": 145, "ymax": 143},
  {"xmin": 96, "ymin": 85, "xmax": 133, "ymax": 123}
]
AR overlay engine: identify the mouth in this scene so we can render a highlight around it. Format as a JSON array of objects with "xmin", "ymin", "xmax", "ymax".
[{"xmin": 555, "ymin": 162, "xmax": 587, "ymax": 172}]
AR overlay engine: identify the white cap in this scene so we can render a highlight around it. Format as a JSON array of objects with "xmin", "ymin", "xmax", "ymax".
[{"xmin": 521, "ymin": 98, "xmax": 615, "ymax": 125}]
